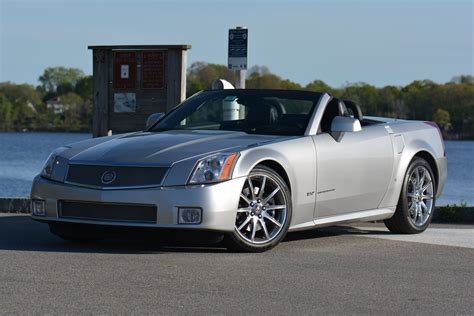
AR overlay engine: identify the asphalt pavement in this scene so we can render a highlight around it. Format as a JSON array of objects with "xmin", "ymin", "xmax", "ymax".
[{"xmin": 0, "ymin": 214, "xmax": 472, "ymax": 315}]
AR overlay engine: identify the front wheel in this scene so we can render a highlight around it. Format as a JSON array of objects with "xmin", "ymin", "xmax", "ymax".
[
  {"xmin": 224, "ymin": 165, "xmax": 292, "ymax": 252},
  {"xmin": 384, "ymin": 157, "xmax": 436, "ymax": 234}
]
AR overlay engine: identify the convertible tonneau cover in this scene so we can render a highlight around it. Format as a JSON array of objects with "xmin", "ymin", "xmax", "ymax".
[{"xmin": 364, "ymin": 116, "xmax": 406, "ymax": 124}]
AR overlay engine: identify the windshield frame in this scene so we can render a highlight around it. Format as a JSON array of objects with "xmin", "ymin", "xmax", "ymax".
[{"xmin": 147, "ymin": 89, "xmax": 324, "ymax": 136}]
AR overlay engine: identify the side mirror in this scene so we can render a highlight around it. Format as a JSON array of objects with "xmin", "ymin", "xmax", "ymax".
[
  {"xmin": 330, "ymin": 116, "xmax": 361, "ymax": 142},
  {"xmin": 331, "ymin": 116, "xmax": 362, "ymax": 133},
  {"xmin": 146, "ymin": 112, "xmax": 165, "ymax": 129}
]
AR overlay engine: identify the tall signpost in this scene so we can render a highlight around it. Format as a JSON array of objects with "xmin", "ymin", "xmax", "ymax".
[{"xmin": 228, "ymin": 26, "xmax": 248, "ymax": 89}]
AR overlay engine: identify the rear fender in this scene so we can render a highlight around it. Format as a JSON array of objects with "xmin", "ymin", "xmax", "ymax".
[{"xmin": 379, "ymin": 135, "xmax": 440, "ymax": 208}]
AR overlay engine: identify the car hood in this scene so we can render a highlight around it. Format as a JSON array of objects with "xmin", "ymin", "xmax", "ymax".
[{"xmin": 63, "ymin": 130, "xmax": 290, "ymax": 166}]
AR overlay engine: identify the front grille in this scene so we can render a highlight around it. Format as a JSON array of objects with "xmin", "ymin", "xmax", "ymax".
[
  {"xmin": 66, "ymin": 164, "xmax": 168, "ymax": 188},
  {"xmin": 58, "ymin": 201, "xmax": 157, "ymax": 223}
]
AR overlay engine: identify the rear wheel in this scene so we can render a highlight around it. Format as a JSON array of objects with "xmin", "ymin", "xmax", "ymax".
[
  {"xmin": 385, "ymin": 157, "xmax": 436, "ymax": 234},
  {"xmin": 225, "ymin": 166, "xmax": 292, "ymax": 252}
]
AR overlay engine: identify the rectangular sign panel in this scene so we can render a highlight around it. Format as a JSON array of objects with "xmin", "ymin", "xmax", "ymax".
[
  {"xmin": 142, "ymin": 51, "xmax": 165, "ymax": 89},
  {"xmin": 120, "ymin": 65, "xmax": 129, "ymax": 78},
  {"xmin": 114, "ymin": 93, "xmax": 137, "ymax": 113},
  {"xmin": 114, "ymin": 52, "xmax": 137, "ymax": 89},
  {"xmin": 228, "ymin": 28, "xmax": 248, "ymax": 70}
]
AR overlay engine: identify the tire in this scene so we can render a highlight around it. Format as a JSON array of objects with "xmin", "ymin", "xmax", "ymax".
[
  {"xmin": 224, "ymin": 165, "xmax": 292, "ymax": 252},
  {"xmin": 49, "ymin": 223, "xmax": 104, "ymax": 243},
  {"xmin": 384, "ymin": 157, "xmax": 436, "ymax": 234}
]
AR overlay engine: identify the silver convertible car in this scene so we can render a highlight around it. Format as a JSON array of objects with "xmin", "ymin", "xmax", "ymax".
[{"xmin": 31, "ymin": 89, "xmax": 447, "ymax": 252}]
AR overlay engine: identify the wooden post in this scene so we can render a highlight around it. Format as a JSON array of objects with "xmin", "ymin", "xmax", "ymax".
[
  {"xmin": 91, "ymin": 49, "xmax": 110, "ymax": 137},
  {"xmin": 166, "ymin": 48, "xmax": 188, "ymax": 110}
]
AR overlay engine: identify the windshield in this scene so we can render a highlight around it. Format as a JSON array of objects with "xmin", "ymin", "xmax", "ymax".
[{"xmin": 150, "ymin": 90, "xmax": 322, "ymax": 136}]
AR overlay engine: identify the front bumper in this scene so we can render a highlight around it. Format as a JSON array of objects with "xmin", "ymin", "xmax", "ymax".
[{"xmin": 30, "ymin": 176, "xmax": 246, "ymax": 232}]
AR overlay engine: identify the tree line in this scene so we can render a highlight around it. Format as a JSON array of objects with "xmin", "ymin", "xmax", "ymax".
[
  {"xmin": 0, "ymin": 67, "xmax": 92, "ymax": 132},
  {"xmin": 1, "ymin": 63, "xmax": 473, "ymax": 139}
]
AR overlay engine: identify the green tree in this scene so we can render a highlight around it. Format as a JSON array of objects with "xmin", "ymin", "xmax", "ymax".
[
  {"xmin": 246, "ymin": 66, "xmax": 301, "ymax": 90},
  {"xmin": 52, "ymin": 92, "xmax": 92, "ymax": 132},
  {"xmin": 75, "ymin": 76, "xmax": 93, "ymax": 99},
  {"xmin": 0, "ymin": 96, "xmax": 15, "ymax": 130},
  {"xmin": 451, "ymin": 75, "xmax": 474, "ymax": 84},
  {"xmin": 378, "ymin": 86, "xmax": 404, "ymax": 118},
  {"xmin": 340, "ymin": 83, "xmax": 379, "ymax": 116},
  {"xmin": 60, "ymin": 92, "xmax": 82, "ymax": 131},
  {"xmin": 38, "ymin": 67, "xmax": 85, "ymax": 94},
  {"xmin": 0, "ymin": 82, "xmax": 42, "ymax": 106},
  {"xmin": 246, "ymin": 72, "xmax": 283, "ymax": 89},
  {"xmin": 247, "ymin": 65, "xmax": 271, "ymax": 76},
  {"xmin": 187, "ymin": 62, "xmax": 236, "ymax": 96},
  {"xmin": 305, "ymin": 80, "xmax": 338, "ymax": 95},
  {"xmin": 401, "ymin": 80, "xmax": 437, "ymax": 120},
  {"xmin": 432, "ymin": 108, "xmax": 451, "ymax": 135},
  {"xmin": 0, "ymin": 82, "xmax": 41, "ymax": 130}
]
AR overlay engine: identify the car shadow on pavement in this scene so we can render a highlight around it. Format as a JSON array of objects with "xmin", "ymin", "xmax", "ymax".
[
  {"xmin": 0, "ymin": 215, "xmax": 228, "ymax": 254},
  {"xmin": 0, "ymin": 215, "xmax": 391, "ymax": 254}
]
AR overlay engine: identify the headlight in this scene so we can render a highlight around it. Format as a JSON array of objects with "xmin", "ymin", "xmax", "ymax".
[
  {"xmin": 188, "ymin": 152, "xmax": 239, "ymax": 184},
  {"xmin": 41, "ymin": 147, "xmax": 68, "ymax": 179}
]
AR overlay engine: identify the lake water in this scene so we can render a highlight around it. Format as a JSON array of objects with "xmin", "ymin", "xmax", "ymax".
[{"xmin": 0, "ymin": 132, "xmax": 472, "ymax": 205}]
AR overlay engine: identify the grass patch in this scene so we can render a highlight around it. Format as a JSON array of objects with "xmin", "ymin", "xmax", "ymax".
[{"xmin": 436, "ymin": 201, "xmax": 468, "ymax": 222}]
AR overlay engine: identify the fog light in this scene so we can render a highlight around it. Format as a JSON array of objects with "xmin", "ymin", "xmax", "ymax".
[
  {"xmin": 32, "ymin": 200, "xmax": 46, "ymax": 216},
  {"xmin": 178, "ymin": 207, "xmax": 202, "ymax": 224}
]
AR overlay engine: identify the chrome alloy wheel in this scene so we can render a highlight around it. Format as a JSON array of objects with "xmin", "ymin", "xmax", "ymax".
[
  {"xmin": 406, "ymin": 165, "xmax": 434, "ymax": 227},
  {"xmin": 235, "ymin": 173, "xmax": 288, "ymax": 244}
]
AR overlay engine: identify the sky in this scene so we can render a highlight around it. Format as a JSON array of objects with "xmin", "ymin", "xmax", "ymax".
[{"xmin": 0, "ymin": 0, "xmax": 472, "ymax": 88}]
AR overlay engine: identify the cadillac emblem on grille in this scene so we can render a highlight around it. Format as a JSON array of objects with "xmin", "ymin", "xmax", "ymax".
[{"xmin": 101, "ymin": 170, "xmax": 117, "ymax": 184}]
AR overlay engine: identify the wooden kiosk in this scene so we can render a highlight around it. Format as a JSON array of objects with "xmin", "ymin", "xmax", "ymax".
[{"xmin": 88, "ymin": 45, "xmax": 191, "ymax": 137}]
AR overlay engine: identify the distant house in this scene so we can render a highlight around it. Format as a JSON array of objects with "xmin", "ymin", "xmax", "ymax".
[{"xmin": 46, "ymin": 96, "xmax": 65, "ymax": 114}]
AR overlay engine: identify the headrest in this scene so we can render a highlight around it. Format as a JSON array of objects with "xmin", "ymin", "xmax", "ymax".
[{"xmin": 343, "ymin": 100, "xmax": 363, "ymax": 121}]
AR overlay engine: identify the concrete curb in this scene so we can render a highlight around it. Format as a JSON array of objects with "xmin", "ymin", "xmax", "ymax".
[
  {"xmin": 0, "ymin": 198, "xmax": 31, "ymax": 214},
  {"xmin": 1, "ymin": 198, "xmax": 473, "ymax": 224}
]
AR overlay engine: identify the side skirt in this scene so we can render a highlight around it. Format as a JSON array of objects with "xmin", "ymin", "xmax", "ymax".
[{"xmin": 288, "ymin": 207, "xmax": 395, "ymax": 232}]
